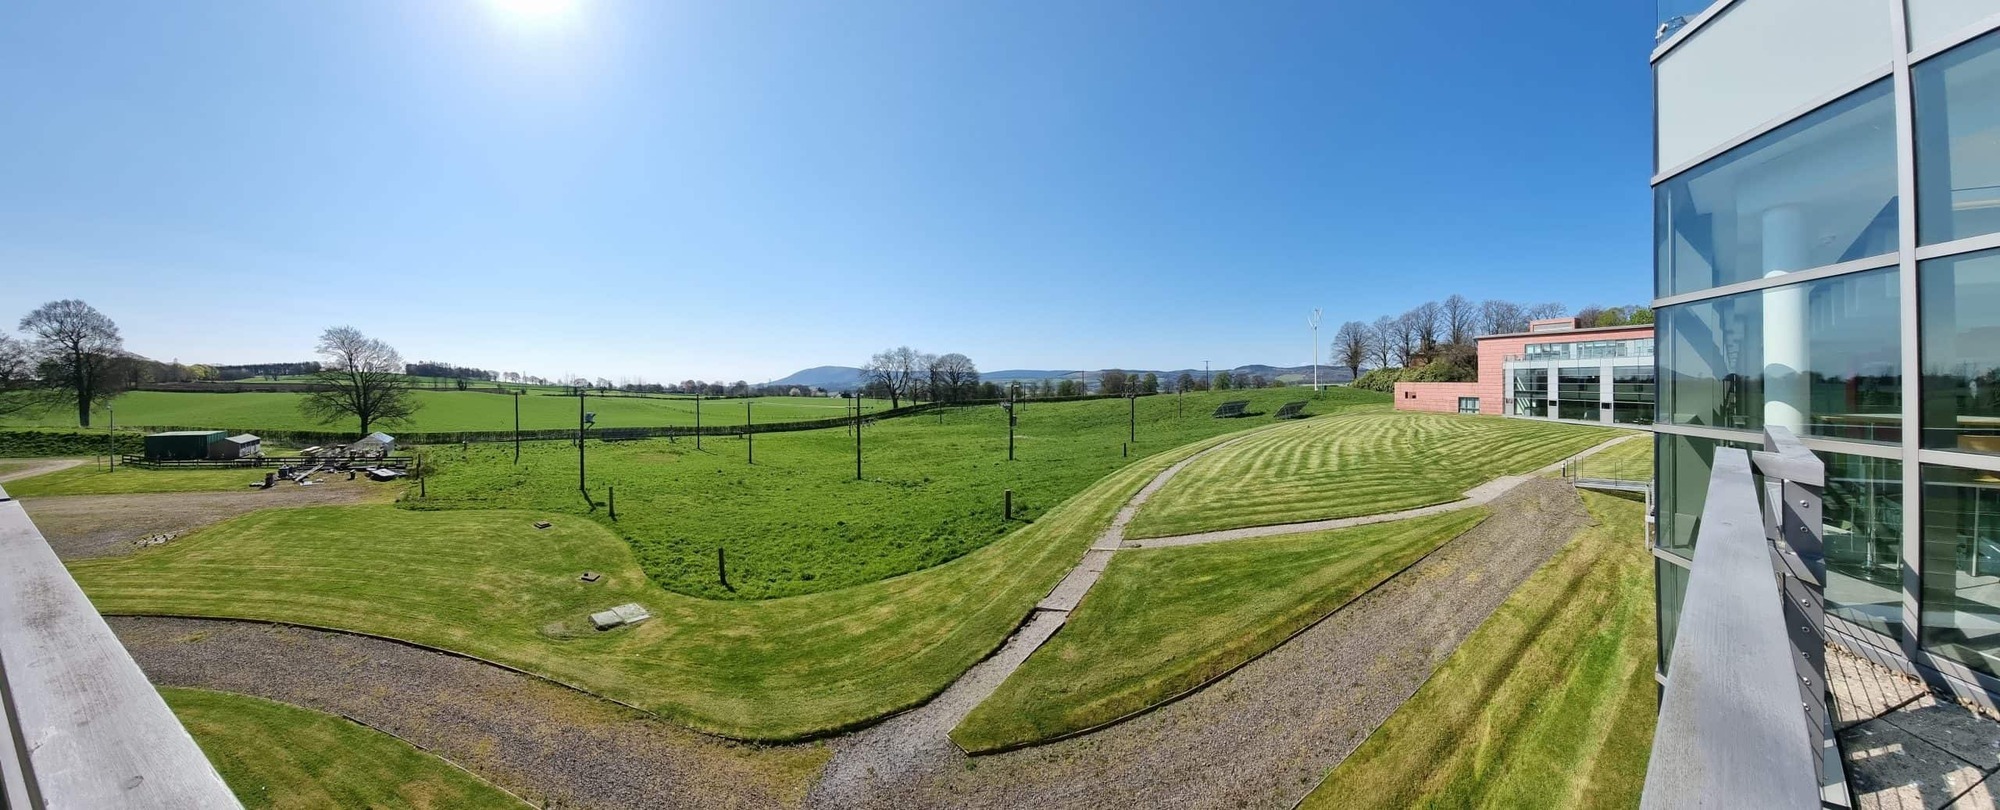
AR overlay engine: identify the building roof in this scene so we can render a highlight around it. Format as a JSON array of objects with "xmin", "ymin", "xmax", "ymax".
[
  {"xmin": 224, "ymin": 434, "xmax": 260, "ymax": 443},
  {"xmin": 356, "ymin": 432, "xmax": 395, "ymax": 443},
  {"xmin": 1475, "ymin": 323, "xmax": 1656, "ymax": 341},
  {"xmin": 147, "ymin": 430, "xmax": 225, "ymax": 437}
]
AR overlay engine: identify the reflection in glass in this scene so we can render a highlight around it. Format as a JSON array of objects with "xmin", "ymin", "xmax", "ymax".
[
  {"xmin": 1824, "ymin": 453, "xmax": 1904, "ymax": 638},
  {"xmin": 1657, "ymin": 559, "xmax": 1689, "ymax": 672},
  {"xmin": 1558, "ymin": 400, "xmax": 1601, "ymax": 422},
  {"xmin": 1661, "ymin": 270, "xmax": 1901, "ymax": 438},
  {"xmin": 1915, "ymin": 29, "xmax": 2000, "ymax": 246},
  {"xmin": 1920, "ymin": 465, "xmax": 2000, "ymax": 677},
  {"xmin": 1921, "ymin": 249, "xmax": 2000, "ymax": 454},
  {"xmin": 1558, "ymin": 367, "xmax": 1599, "ymax": 401},
  {"xmin": 1657, "ymin": 433, "xmax": 1746, "ymax": 557},
  {"xmin": 1655, "ymin": 80, "xmax": 1898, "ymax": 297}
]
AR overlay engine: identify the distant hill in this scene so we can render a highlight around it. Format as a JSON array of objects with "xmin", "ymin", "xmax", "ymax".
[
  {"xmin": 770, "ymin": 363, "xmax": 1351, "ymax": 391},
  {"xmin": 768, "ymin": 365, "xmax": 864, "ymax": 389}
]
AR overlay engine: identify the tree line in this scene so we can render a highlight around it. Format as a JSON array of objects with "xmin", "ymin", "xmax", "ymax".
[{"xmin": 1329, "ymin": 296, "xmax": 1653, "ymax": 392}]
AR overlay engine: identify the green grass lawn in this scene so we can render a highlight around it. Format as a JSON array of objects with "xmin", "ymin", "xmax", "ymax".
[
  {"xmin": 0, "ymin": 389, "xmax": 897, "ymax": 433},
  {"xmin": 950, "ymin": 508, "xmax": 1488, "ymax": 752},
  {"xmin": 1575, "ymin": 434, "xmax": 1654, "ymax": 482},
  {"xmin": 163, "ymin": 687, "xmax": 522, "ymax": 809},
  {"xmin": 1124, "ymin": 411, "xmax": 1620, "ymax": 539},
  {"xmin": 3, "ymin": 464, "xmax": 278, "ymax": 497},
  {"xmin": 72, "ymin": 431, "xmax": 1274, "ymax": 741},
  {"xmin": 414, "ymin": 389, "xmax": 1383, "ymax": 599},
  {"xmin": 1302, "ymin": 491, "xmax": 1657, "ymax": 809}
]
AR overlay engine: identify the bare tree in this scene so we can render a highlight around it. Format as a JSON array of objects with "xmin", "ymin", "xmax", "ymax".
[
  {"xmin": 1408, "ymin": 302, "xmax": 1442, "ymax": 352},
  {"xmin": 1391, "ymin": 311, "xmax": 1422, "ymax": 366},
  {"xmin": 1575, "ymin": 305, "xmax": 1607, "ymax": 327},
  {"xmin": 1333, "ymin": 320, "xmax": 1372, "ymax": 380},
  {"xmin": 1443, "ymin": 294, "xmax": 1475, "ymax": 345},
  {"xmin": 1479, "ymin": 299, "xmax": 1528, "ymax": 335},
  {"xmin": 19, "ymin": 300, "xmax": 127, "ymax": 427},
  {"xmin": 930, "ymin": 353, "xmax": 979, "ymax": 402},
  {"xmin": 300, "ymin": 326, "xmax": 420, "ymax": 434},
  {"xmin": 0, "ymin": 335, "xmax": 38, "ymax": 416},
  {"xmin": 862, "ymin": 346, "xmax": 924, "ymax": 408},
  {"xmin": 1526, "ymin": 301, "xmax": 1570, "ymax": 321},
  {"xmin": 1369, "ymin": 316, "xmax": 1400, "ymax": 369}
]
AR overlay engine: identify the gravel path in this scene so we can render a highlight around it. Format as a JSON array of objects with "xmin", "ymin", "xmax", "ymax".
[
  {"xmin": 806, "ymin": 478, "xmax": 1594, "ymax": 810},
  {"xmin": 21, "ymin": 479, "xmax": 396, "ymax": 560},
  {"xmin": 0, "ymin": 457, "xmax": 84, "ymax": 483},
  {"xmin": 1126, "ymin": 432, "xmax": 1638, "ymax": 549},
  {"xmin": 112, "ymin": 617, "xmax": 828, "ymax": 810}
]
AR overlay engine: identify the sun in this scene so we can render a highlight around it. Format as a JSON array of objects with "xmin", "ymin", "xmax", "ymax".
[{"xmin": 488, "ymin": 0, "xmax": 578, "ymax": 24}]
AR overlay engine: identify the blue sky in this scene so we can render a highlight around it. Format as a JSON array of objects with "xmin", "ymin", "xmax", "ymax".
[{"xmin": 0, "ymin": 0, "xmax": 1655, "ymax": 382}]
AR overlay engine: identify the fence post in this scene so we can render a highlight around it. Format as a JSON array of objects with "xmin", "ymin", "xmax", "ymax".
[
  {"xmin": 609, "ymin": 485, "xmax": 616, "ymax": 522},
  {"xmin": 1005, "ymin": 489, "xmax": 1013, "ymax": 521}
]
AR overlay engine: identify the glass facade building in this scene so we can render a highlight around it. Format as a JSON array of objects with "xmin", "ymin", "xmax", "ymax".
[{"xmin": 1654, "ymin": 0, "xmax": 2000, "ymax": 706}]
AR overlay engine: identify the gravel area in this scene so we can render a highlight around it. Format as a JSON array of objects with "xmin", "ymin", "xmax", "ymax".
[
  {"xmin": 0, "ymin": 458, "xmax": 84, "ymax": 484},
  {"xmin": 806, "ymin": 478, "xmax": 1593, "ymax": 810},
  {"xmin": 112, "ymin": 617, "xmax": 829, "ymax": 810},
  {"xmin": 21, "ymin": 479, "xmax": 394, "ymax": 560}
]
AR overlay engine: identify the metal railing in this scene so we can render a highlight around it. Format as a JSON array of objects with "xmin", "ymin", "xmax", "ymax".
[
  {"xmin": 1641, "ymin": 426, "xmax": 1844, "ymax": 809},
  {"xmin": 0, "ymin": 483, "xmax": 241, "ymax": 808}
]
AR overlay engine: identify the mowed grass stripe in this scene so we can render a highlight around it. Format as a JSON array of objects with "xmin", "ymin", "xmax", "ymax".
[
  {"xmin": 950, "ymin": 508, "xmax": 1489, "ymax": 753},
  {"xmin": 163, "ymin": 687, "xmax": 523, "ymax": 809},
  {"xmin": 1124, "ymin": 411, "xmax": 1618, "ymax": 539},
  {"xmin": 1301, "ymin": 491, "xmax": 1656, "ymax": 809},
  {"xmin": 71, "ymin": 430, "xmax": 1263, "ymax": 742}
]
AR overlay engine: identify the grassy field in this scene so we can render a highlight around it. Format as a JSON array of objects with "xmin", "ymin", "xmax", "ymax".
[
  {"xmin": 71, "ymin": 430, "xmax": 1279, "ymax": 741},
  {"xmin": 1575, "ymin": 434, "xmax": 1653, "ymax": 482},
  {"xmin": 1124, "ymin": 411, "xmax": 1620, "ymax": 539},
  {"xmin": 3, "ymin": 464, "xmax": 279, "ymax": 497},
  {"xmin": 950, "ymin": 509, "xmax": 1487, "ymax": 752},
  {"xmin": 1302, "ymin": 491, "xmax": 1656, "ymax": 809},
  {"xmin": 0, "ymin": 389, "xmax": 896, "ymax": 433},
  {"xmin": 163, "ymin": 687, "xmax": 521, "ymax": 809},
  {"xmin": 414, "ymin": 389, "xmax": 1382, "ymax": 599}
]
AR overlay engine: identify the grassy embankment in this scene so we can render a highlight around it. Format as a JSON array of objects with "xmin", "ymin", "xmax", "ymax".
[
  {"xmin": 951, "ymin": 508, "xmax": 1488, "ymax": 752},
  {"xmin": 4, "ymin": 465, "xmax": 279, "ymax": 497},
  {"xmin": 163, "ymin": 687, "xmax": 522, "ymax": 809},
  {"xmin": 1125, "ymin": 411, "xmax": 1619, "ymax": 539},
  {"xmin": 71, "ymin": 423, "xmax": 1295, "ymax": 741},
  {"xmin": 1302, "ymin": 490, "xmax": 1656, "ymax": 809}
]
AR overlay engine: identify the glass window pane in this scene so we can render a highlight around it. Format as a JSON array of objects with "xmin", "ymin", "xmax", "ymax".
[
  {"xmin": 1920, "ymin": 249, "xmax": 2000, "ymax": 454},
  {"xmin": 1917, "ymin": 29, "xmax": 2000, "ymax": 247},
  {"xmin": 1657, "ymin": 558, "xmax": 1690, "ymax": 673},
  {"xmin": 1558, "ymin": 367, "xmax": 1600, "ymax": 400},
  {"xmin": 1557, "ymin": 400, "xmax": 1601, "ymax": 422},
  {"xmin": 1909, "ymin": 0, "xmax": 2000, "ymax": 54},
  {"xmin": 1920, "ymin": 464, "xmax": 2000, "ymax": 677},
  {"xmin": 1662, "ymin": 268, "xmax": 1901, "ymax": 439},
  {"xmin": 1655, "ymin": 79, "xmax": 1898, "ymax": 298},
  {"xmin": 1658, "ymin": 433, "xmax": 1719, "ymax": 557},
  {"xmin": 1825, "ymin": 453, "xmax": 1905, "ymax": 639}
]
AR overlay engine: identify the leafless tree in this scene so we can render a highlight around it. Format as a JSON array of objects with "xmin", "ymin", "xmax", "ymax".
[
  {"xmin": 1479, "ymin": 299, "xmax": 1528, "ymax": 335},
  {"xmin": 19, "ymin": 299, "xmax": 127, "ymax": 427},
  {"xmin": 1333, "ymin": 320, "xmax": 1372, "ymax": 380},
  {"xmin": 1369, "ymin": 316, "xmax": 1400, "ymax": 369},
  {"xmin": 1443, "ymin": 294, "xmax": 1476, "ymax": 344},
  {"xmin": 300, "ymin": 326, "xmax": 420, "ymax": 434},
  {"xmin": 1392, "ymin": 311, "xmax": 1424, "ymax": 365},
  {"xmin": 1408, "ymin": 301, "xmax": 1442, "ymax": 352},
  {"xmin": 863, "ymin": 346, "xmax": 925, "ymax": 408},
  {"xmin": 0, "ymin": 335, "xmax": 39, "ymax": 416},
  {"xmin": 1527, "ymin": 301, "xmax": 1570, "ymax": 321},
  {"xmin": 929, "ymin": 353, "xmax": 979, "ymax": 401}
]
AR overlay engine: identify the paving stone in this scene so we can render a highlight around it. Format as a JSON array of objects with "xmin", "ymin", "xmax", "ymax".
[
  {"xmin": 1833, "ymin": 648, "xmax": 1928, "ymax": 729},
  {"xmin": 1886, "ymin": 696, "xmax": 2000, "ymax": 771},
  {"xmin": 1842, "ymin": 719, "xmax": 1990, "ymax": 810}
]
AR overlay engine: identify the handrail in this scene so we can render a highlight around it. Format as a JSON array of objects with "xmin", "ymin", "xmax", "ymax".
[
  {"xmin": 0, "ymin": 483, "xmax": 241, "ymax": 808},
  {"xmin": 1641, "ymin": 426, "xmax": 1833, "ymax": 809}
]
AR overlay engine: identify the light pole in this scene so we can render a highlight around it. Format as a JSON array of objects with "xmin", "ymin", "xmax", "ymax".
[
  {"xmin": 107, "ymin": 405, "xmax": 115, "ymax": 472},
  {"xmin": 513, "ymin": 391, "xmax": 520, "ymax": 464},
  {"xmin": 1309, "ymin": 308, "xmax": 1322, "ymax": 393},
  {"xmin": 1204, "ymin": 360, "xmax": 1210, "ymax": 391},
  {"xmin": 1004, "ymin": 400, "xmax": 1016, "ymax": 461},
  {"xmin": 577, "ymin": 391, "xmax": 593, "ymax": 497},
  {"xmin": 745, "ymin": 401, "xmax": 754, "ymax": 465},
  {"xmin": 854, "ymin": 397, "xmax": 863, "ymax": 480},
  {"xmin": 1128, "ymin": 391, "xmax": 1136, "ymax": 443},
  {"xmin": 694, "ymin": 392, "xmax": 702, "ymax": 451}
]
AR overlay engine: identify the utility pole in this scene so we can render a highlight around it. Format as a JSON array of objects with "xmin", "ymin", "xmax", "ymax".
[
  {"xmin": 1309, "ymin": 308, "xmax": 1323, "ymax": 392},
  {"xmin": 695, "ymin": 393, "xmax": 702, "ymax": 450},
  {"xmin": 577, "ymin": 389, "xmax": 587, "ymax": 496},
  {"xmin": 1006, "ymin": 400, "xmax": 1016, "ymax": 461},
  {"xmin": 513, "ymin": 392, "xmax": 520, "ymax": 464},
  {"xmin": 1204, "ymin": 360, "xmax": 1211, "ymax": 390},
  {"xmin": 745, "ymin": 401, "xmax": 753, "ymax": 465},
  {"xmin": 854, "ymin": 398, "xmax": 863, "ymax": 480},
  {"xmin": 107, "ymin": 405, "xmax": 115, "ymax": 472}
]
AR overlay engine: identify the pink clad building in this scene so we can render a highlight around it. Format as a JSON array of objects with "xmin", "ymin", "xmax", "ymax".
[{"xmin": 1393, "ymin": 318, "xmax": 1656, "ymax": 426}]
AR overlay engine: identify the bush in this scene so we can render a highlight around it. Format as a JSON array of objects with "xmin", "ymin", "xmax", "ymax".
[
  {"xmin": 1351, "ymin": 368, "xmax": 1403, "ymax": 393},
  {"xmin": 1352, "ymin": 360, "xmax": 1475, "ymax": 393},
  {"xmin": 0, "ymin": 430, "xmax": 144, "ymax": 457}
]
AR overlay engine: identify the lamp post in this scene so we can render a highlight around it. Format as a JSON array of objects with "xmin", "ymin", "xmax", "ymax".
[
  {"xmin": 577, "ymin": 390, "xmax": 594, "ymax": 497},
  {"xmin": 1004, "ymin": 399, "xmax": 1016, "ymax": 461},
  {"xmin": 1309, "ymin": 308, "xmax": 1322, "ymax": 393},
  {"xmin": 745, "ymin": 400, "xmax": 753, "ymax": 465},
  {"xmin": 107, "ymin": 405, "xmax": 115, "ymax": 472},
  {"xmin": 854, "ymin": 397, "xmax": 863, "ymax": 480},
  {"xmin": 1204, "ymin": 360, "xmax": 1210, "ymax": 391},
  {"xmin": 513, "ymin": 391, "xmax": 520, "ymax": 464},
  {"xmin": 694, "ymin": 391, "xmax": 702, "ymax": 451}
]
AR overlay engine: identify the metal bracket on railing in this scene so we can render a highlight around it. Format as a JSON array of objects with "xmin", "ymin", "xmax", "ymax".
[{"xmin": 1752, "ymin": 426, "xmax": 1845, "ymax": 809}]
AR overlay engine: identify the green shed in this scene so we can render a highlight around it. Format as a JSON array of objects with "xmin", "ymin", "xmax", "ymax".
[{"xmin": 144, "ymin": 430, "xmax": 226, "ymax": 461}]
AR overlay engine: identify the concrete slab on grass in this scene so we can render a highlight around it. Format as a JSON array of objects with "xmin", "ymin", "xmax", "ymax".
[{"xmin": 590, "ymin": 603, "xmax": 651, "ymax": 630}]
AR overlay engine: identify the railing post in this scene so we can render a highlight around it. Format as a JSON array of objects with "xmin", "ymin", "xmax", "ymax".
[{"xmin": 1753, "ymin": 427, "xmax": 1841, "ymax": 807}]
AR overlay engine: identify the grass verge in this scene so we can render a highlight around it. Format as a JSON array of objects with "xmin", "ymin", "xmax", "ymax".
[
  {"xmin": 1300, "ymin": 490, "xmax": 1656, "ymax": 809},
  {"xmin": 4, "ymin": 464, "xmax": 280, "ymax": 497},
  {"xmin": 1126, "ymin": 411, "xmax": 1618, "ymax": 539},
  {"xmin": 163, "ymin": 687, "xmax": 522, "ymax": 809},
  {"xmin": 72, "ymin": 431, "xmax": 1253, "ymax": 741},
  {"xmin": 950, "ymin": 508, "xmax": 1489, "ymax": 752}
]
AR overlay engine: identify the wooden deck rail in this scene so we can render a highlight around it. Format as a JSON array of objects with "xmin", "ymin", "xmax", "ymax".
[
  {"xmin": 0, "ymin": 483, "xmax": 240, "ymax": 809},
  {"xmin": 1641, "ymin": 426, "xmax": 1841, "ymax": 809}
]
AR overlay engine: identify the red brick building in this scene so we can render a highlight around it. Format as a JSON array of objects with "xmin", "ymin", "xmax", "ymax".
[{"xmin": 1393, "ymin": 318, "xmax": 1656, "ymax": 425}]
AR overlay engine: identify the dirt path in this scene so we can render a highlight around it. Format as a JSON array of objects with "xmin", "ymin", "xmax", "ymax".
[
  {"xmin": 1128, "ymin": 432, "xmax": 1637, "ymax": 549},
  {"xmin": 0, "ymin": 457, "xmax": 84, "ymax": 483},
  {"xmin": 112, "ymin": 617, "xmax": 828, "ymax": 810},
  {"xmin": 805, "ymin": 478, "xmax": 1594, "ymax": 810},
  {"xmin": 20, "ymin": 479, "xmax": 398, "ymax": 560}
]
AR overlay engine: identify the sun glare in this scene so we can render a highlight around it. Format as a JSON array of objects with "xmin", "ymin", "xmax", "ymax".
[{"xmin": 489, "ymin": 0, "xmax": 578, "ymax": 24}]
